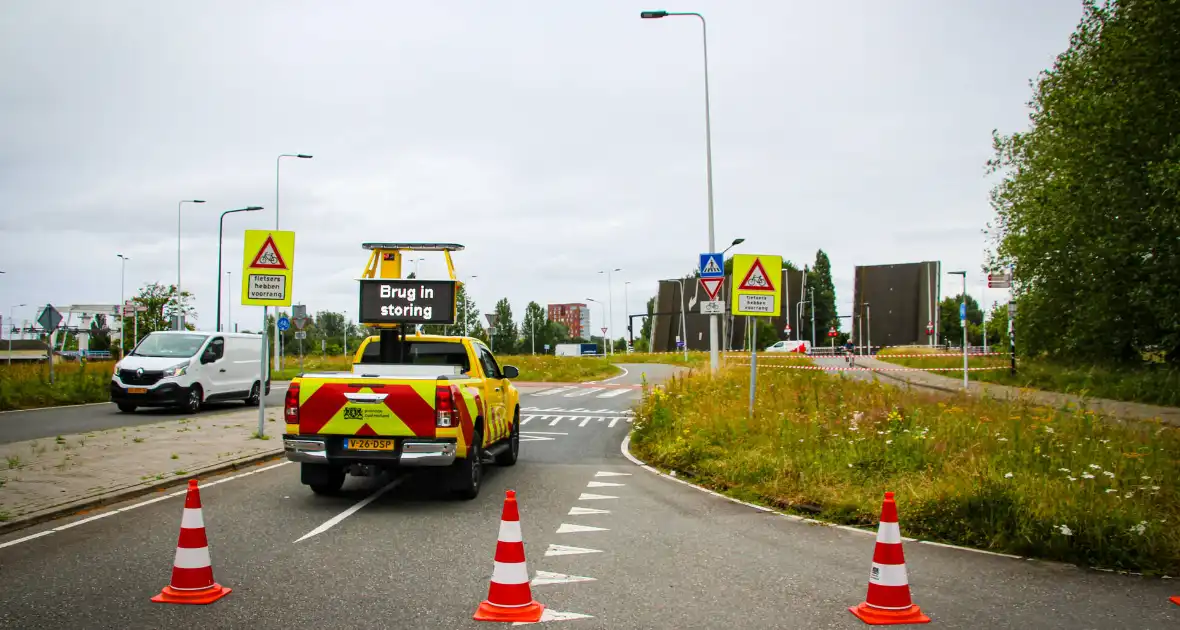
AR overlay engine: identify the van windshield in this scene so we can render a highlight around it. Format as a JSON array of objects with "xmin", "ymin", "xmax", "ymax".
[{"xmin": 132, "ymin": 334, "xmax": 209, "ymax": 358}]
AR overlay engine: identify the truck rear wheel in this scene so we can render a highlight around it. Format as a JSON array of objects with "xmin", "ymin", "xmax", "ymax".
[
  {"xmin": 302, "ymin": 463, "xmax": 345, "ymax": 495},
  {"xmin": 495, "ymin": 410, "xmax": 519, "ymax": 467},
  {"xmin": 451, "ymin": 428, "xmax": 482, "ymax": 500}
]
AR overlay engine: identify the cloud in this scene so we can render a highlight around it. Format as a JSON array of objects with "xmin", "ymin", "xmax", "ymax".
[{"xmin": 0, "ymin": 0, "xmax": 1083, "ymax": 336}]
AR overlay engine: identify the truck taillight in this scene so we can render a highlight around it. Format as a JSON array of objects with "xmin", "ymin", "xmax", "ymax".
[
  {"xmin": 436, "ymin": 385, "xmax": 456, "ymax": 428},
  {"xmin": 285, "ymin": 382, "xmax": 300, "ymax": 424}
]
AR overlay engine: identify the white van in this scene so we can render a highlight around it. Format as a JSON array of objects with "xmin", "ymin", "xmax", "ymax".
[{"xmin": 110, "ymin": 331, "xmax": 268, "ymax": 413}]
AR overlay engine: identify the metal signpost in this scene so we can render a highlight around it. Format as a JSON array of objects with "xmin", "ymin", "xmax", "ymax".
[
  {"xmin": 241, "ymin": 229, "xmax": 296, "ymax": 438},
  {"xmin": 730, "ymin": 254, "xmax": 783, "ymax": 416},
  {"xmin": 37, "ymin": 304, "xmax": 62, "ymax": 384},
  {"xmin": 989, "ymin": 269, "xmax": 1016, "ymax": 376}
]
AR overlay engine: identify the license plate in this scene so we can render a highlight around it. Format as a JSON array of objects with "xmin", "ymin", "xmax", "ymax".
[
  {"xmin": 345, "ymin": 438, "xmax": 395, "ymax": 451},
  {"xmin": 128, "ymin": 387, "xmax": 147, "ymax": 394}
]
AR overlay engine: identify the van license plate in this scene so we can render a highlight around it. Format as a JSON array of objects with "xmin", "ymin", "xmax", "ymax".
[
  {"xmin": 345, "ymin": 438, "xmax": 394, "ymax": 451},
  {"xmin": 128, "ymin": 388, "xmax": 147, "ymax": 395}
]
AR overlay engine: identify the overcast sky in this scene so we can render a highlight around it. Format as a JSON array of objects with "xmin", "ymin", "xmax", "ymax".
[{"xmin": 0, "ymin": 0, "xmax": 1084, "ymax": 339}]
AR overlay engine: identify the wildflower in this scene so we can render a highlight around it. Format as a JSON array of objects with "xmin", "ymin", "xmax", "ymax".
[
  {"xmin": 1129, "ymin": 522, "xmax": 1146, "ymax": 536},
  {"xmin": 1141, "ymin": 476, "xmax": 1151, "ymax": 480},
  {"xmin": 1105, "ymin": 489, "xmax": 1116, "ymax": 493},
  {"xmin": 1082, "ymin": 473, "xmax": 1095, "ymax": 479},
  {"xmin": 1045, "ymin": 427, "xmax": 1055, "ymax": 434},
  {"xmin": 1058, "ymin": 468, "xmax": 1071, "ymax": 473},
  {"xmin": 885, "ymin": 440, "xmax": 893, "ymax": 445},
  {"xmin": 1124, "ymin": 492, "xmax": 1134, "ymax": 498},
  {"xmin": 1057, "ymin": 524, "xmax": 1073, "ymax": 536},
  {"xmin": 1152, "ymin": 486, "xmax": 1160, "ymax": 491},
  {"xmin": 1068, "ymin": 477, "xmax": 1077, "ymax": 482},
  {"xmin": 1004, "ymin": 472, "xmax": 1013, "ymax": 479},
  {"xmin": 877, "ymin": 431, "xmax": 885, "ymax": 435},
  {"xmin": 1089, "ymin": 464, "xmax": 1102, "ymax": 470},
  {"xmin": 1100, "ymin": 439, "xmax": 1110, "ymax": 444},
  {"xmin": 1103, "ymin": 471, "xmax": 1115, "ymax": 478},
  {"xmin": 848, "ymin": 463, "xmax": 853, "ymax": 468},
  {"xmin": 798, "ymin": 439, "xmax": 804, "ymax": 443},
  {"xmin": 998, "ymin": 438, "xmax": 1009, "ymax": 442}
]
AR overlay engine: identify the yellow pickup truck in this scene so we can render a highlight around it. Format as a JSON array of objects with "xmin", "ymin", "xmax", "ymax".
[
  {"xmin": 282, "ymin": 241, "xmax": 519, "ymax": 499},
  {"xmin": 283, "ymin": 333, "xmax": 521, "ymax": 499}
]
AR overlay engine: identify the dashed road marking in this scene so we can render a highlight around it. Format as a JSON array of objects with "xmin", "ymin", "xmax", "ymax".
[
  {"xmin": 577, "ymin": 492, "xmax": 617, "ymax": 501},
  {"xmin": 531, "ymin": 570, "xmax": 597, "ymax": 586},
  {"xmin": 556, "ymin": 523, "xmax": 609, "ymax": 534},
  {"xmin": 512, "ymin": 609, "xmax": 595, "ymax": 624},
  {"xmin": 597, "ymin": 388, "xmax": 629, "ymax": 398},
  {"xmin": 594, "ymin": 471, "xmax": 631, "ymax": 477},
  {"xmin": 568, "ymin": 506, "xmax": 610, "ymax": 516},
  {"xmin": 564, "ymin": 387, "xmax": 604, "ymax": 398},
  {"xmin": 544, "ymin": 543, "xmax": 603, "ymax": 556},
  {"xmin": 587, "ymin": 481, "xmax": 624, "ymax": 488}
]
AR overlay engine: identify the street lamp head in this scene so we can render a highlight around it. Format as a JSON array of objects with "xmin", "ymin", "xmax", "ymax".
[
  {"xmin": 191, "ymin": 200, "xmax": 206, "ymax": 204},
  {"xmin": 948, "ymin": 270, "xmax": 966, "ymax": 276},
  {"xmin": 640, "ymin": 10, "xmax": 668, "ymax": 18},
  {"xmin": 297, "ymin": 154, "xmax": 313, "ymax": 159},
  {"xmin": 731, "ymin": 238, "xmax": 745, "ymax": 246}
]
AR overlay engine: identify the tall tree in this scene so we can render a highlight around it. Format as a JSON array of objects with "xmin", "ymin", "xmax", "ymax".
[
  {"xmin": 988, "ymin": 0, "xmax": 1180, "ymax": 363},
  {"xmin": 490, "ymin": 298, "xmax": 517, "ymax": 354},
  {"xmin": 520, "ymin": 301, "xmax": 546, "ymax": 354},
  {"xmin": 123, "ymin": 283, "xmax": 196, "ymax": 351},
  {"xmin": 88, "ymin": 314, "xmax": 111, "ymax": 351},
  {"xmin": 454, "ymin": 284, "xmax": 484, "ymax": 339},
  {"xmin": 938, "ymin": 294, "xmax": 984, "ymax": 347},
  {"xmin": 802, "ymin": 250, "xmax": 837, "ymax": 343},
  {"xmin": 640, "ymin": 296, "xmax": 656, "ymax": 345}
]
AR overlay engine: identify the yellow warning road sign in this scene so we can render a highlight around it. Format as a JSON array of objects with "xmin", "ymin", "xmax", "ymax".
[
  {"xmin": 731, "ymin": 254, "xmax": 782, "ymax": 317},
  {"xmin": 241, "ymin": 230, "xmax": 295, "ymax": 307}
]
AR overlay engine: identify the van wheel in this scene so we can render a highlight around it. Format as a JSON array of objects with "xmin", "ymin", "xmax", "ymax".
[
  {"xmin": 181, "ymin": 386, "xmax": 202, "ymax": 414},
  {"xmin": 117, "ymin": 403, "xmax": 137, "ymax": 413},
  {"xmin": 495, "ymin": 410, "xmax": 519, "ymax": 466},
  {"xmin": 245, "ymin": 382, "xmax": 261, "ymax": 406},
  {"xmin": 302, "ymin": 463, "xmax": 345, "ymax": 495},
  {"xmin": 451, "ymin": 428, "xmax": 482, "ymax": 500}
]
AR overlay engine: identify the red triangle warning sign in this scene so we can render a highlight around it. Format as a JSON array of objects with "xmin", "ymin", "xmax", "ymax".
[
  {"xmin": 249, "ymin": 235, "xmax": 288, "ymax": 270},
  {"xmin": 738, "ymin": 258, "xmax": 775, "ymax": 291},
  {"xmin": 699, "ymin": 277, "xmax": 723, "ymax": 300}
]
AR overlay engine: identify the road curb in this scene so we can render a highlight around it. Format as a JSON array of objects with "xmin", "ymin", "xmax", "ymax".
[
  {"xmin": 0, "ymin": 448, "xmax": 284, "ymax": 537},
  {"xmin": 619, "ymin": 434, "xmax": 1041, "ymax": 563}
]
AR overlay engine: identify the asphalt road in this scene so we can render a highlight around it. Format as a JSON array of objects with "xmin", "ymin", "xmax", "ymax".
[
  {"xmin": 1, "ymin": 362, "xmax": 1176, "ymax": 629},
  {"xmin": 0, "ymin": 383, "xmax": 290, "ymax": 444}
]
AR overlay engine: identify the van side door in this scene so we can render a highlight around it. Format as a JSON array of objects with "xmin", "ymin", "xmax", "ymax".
[{"xmin": 200, "ymin": 336, "xmax": 227, "ymax": 395}]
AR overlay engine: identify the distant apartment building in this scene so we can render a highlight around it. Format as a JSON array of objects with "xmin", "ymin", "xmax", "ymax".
[{"xmin": 547, "ymin": 303, "xmax": 592, "ymax": 339}]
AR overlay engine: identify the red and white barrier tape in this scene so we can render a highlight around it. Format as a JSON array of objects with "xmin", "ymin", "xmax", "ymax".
[
  {"xmin": 729, "ymin": 362, "xmax": 1010, "ymax": 372},
  {"xmin": 725, "ymin": 352, "xmax": 1006, "ymax": 360}
]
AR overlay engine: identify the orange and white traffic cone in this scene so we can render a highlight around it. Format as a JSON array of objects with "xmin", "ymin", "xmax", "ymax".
[
  {"xmin": 473, "ymin": 490, "xmax": 545, "ymax": 623},
  {"xmin": 849, "ymin": 491, "xmax": 931, "ymax": 625},
  {"xmin": 151, "ymin": 479, "xmax": 232, "ymax": 605},
  {"xmin": 1171, "ymin": 596, "xmax": 1179, "ymax": 606}
]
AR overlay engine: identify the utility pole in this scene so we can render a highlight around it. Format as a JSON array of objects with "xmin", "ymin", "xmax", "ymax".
[
  {"xmin": 809, "ymin": 287, "xmax": 816, "ymax": 351},
  {"xmin": 949, "ymin": 270, "xmax": 968, "ymax": 389}
]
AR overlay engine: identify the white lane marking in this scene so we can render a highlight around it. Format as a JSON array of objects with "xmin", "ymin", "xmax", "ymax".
[
  {"xmin": 0, "ymin": 401, "xmax": 112, "ymax": 414},
  {"xmin": 531, "ymin": 387, "xmax": 575, "ymax": 397},
  {"xmin": 531, "ymin": 570, "xmax": 597, "ymax": 586},
  {"xmin": 548, "ymin": 417, "xmax": 563, "ymax": 427},
  {"xmin": 594, "ymin": 471, "xmax": 631, "ymax": 477},
  {"xmin": 564, "ymin": 388, "xmax": 603, "ymax": 398},
  {"xmin": 597, "ymin": 389, "xmax": 629, "ymax": 398},
  {"xmin": 520, "ymin": 431, "xmax": 568, "ymax": 435},
  {"xmin": 577, "ymin": 493, "xmax": 617, "ymax": 500},
  {"xmin": 521, "ymin": 416, "xmax": 533, "ymax": 425},
  {"xmin": 512, "ymin": 609, "xmax": 594, "ymax": 625},
  {"xmin": 519, "ymin": 434, "xmax": 557, "ymax": 442},
  {"xmin": 556, "ymin": 523, "xmax": 609, "ymax": 534},
  {"xmin": 578, "ymin": 417, "xmax": 590, "ymax": 427},
  {"xmin": 568, "ymin": 506, "xmax": 610, "ymax": 516},
  {"xmin": 609, "ymin": 417, "xmax": 620, "ymax": 428},
  {"xmin": 294, "ymin": 477, "xmax": 403, "ymax": 543},
  {"xmin": 587, "ymin": 481, "xmax": 624, "ymax": 488},
  {"xmin": 0, "ymin": 461, "xmax": 291, "ymax": 550},
  {"xmin": 599, "ymin": 366, "xmax": 630, "ymax": 383},
  {"xmin": 544, "ymin": 543, "xmax": 602, "ymax": 556}
]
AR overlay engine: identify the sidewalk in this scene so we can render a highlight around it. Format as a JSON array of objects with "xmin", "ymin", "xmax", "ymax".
[
  {"xmin": 0, "ymin": 407, "xmax": 285, "ymax": 533},
  {"xmin": 860, "ymin": 356, "xmax": 1180, "ymax": 426}
]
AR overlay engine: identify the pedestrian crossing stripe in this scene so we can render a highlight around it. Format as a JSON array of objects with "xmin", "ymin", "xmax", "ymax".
[
  {"xmin": 528, "ymin": 387, "xmax": 637, "ymax": 399},
  {"xmin": 520, "ymin": 415, "xmax": 633, "ymax": 427}
]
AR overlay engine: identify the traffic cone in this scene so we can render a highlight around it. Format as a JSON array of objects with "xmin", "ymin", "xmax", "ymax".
[
  {"xmin": 1171, "ymin": 596, "xmax": 1179, "ymax": 606},
  {"xmin": 473, "ymin": 490, "xmax": 545, "ymax": 623},
  {"xmin": 849, "ymin": 491, "xmax": 931, "ymax": 625},
  {"xmin": 151, "ymin": 479, "xmax": 232, "ymax": 605}
]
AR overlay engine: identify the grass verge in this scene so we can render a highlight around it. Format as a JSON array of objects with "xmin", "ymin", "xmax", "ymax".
[
  {"xmin": 0, "ymin": 361, "xmax": 113, "ymax": 411},
  {"xmin": 629, "ymin": 365, "xmax": 1180, "ymax": 574},
  {"xmin": 876, "ymin": 347, "xmax": 1180, "ymax": 408}
]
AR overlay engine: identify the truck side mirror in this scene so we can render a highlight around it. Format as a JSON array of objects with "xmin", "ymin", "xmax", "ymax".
[{"xmin": 501, "ymin": 365, "xmax": 519, "ymax": 379}]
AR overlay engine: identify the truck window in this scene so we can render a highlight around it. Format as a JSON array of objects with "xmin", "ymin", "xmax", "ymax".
[
  {"xmin": 476, "ymin": 346, "xmax": 502, "ymax": 379},
  {"xmin": 359, "ymin": 340, "xmax": 471, "ymax": 373}
]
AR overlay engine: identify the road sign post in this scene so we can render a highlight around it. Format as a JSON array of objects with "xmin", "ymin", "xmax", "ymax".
[
  {"xmin": 37, "ymin": 304, "xmax": 62, "ymax": 385},
  {"xmin": 730, "ymin": 254, "xmax": 783, "ymax": 418},
  {"xmin": 241, "ymin": 229, "xmax": 296, "ymax": 438},
  {"xmin": 699, "ymin": 253, "xmax": 724, "ymax": 373}
]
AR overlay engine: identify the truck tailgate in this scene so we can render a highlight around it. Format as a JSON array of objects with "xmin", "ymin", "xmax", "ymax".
[{"xmin": 297, "ymin": 380, "xmax": 439, "ymax": 437}]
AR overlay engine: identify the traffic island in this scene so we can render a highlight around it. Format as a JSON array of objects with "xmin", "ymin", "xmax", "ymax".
[{"xmin": 0, "ymin": 408, "xmax": 285, "ymax": 535}]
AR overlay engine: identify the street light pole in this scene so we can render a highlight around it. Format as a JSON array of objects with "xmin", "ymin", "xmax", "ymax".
[
  {"xmin": 949, "ymin": 271, "xmax": 967, "ymax": 389},
  {"xmin": 459, "ymin": 274, "xmax": 477, "ymax": 336},
  {"xmin": 642, "ymin": 9, "xmax": 719, "ymax": 373},
  {"xmin": 623, "ymin": 281, "xmax": 631, "ymax": 352},
  {"xmin": 586, "ymin": 298, "xmax": 605, "ymax": 356},
  {"xmin": 274, "ymin": 153, "xmax": 313, "ymax": 378},
  {"xmin": 227, "ymin": 271, "xmax": 233, "ymax": 332},
  {"xmin": 216, "ymin": 206, "xmax": 264, "ymax": 332},
  {"xmin": 8, "ymin": 303, "xmax": 25, "ymax": 366},
  {"xmin": 176, "ymin": 199, "xmax": 205, "ymax": 329},
  {"xmin": 117, "ymin": 255, "xmax": 129, "ymax": 359},
  {"xmin": 600, "ymin": 268, "xmax": 621, "ymax": 356}
]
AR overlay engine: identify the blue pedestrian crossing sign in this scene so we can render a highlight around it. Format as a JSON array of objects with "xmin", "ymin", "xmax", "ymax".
[
  {"xmin": 277, "ymin": 315, "xmax": 291, "ymax": 332},
  {"xmin": 959, "ymin": 303, "xmax": 966, "ymax": 321},
  {"xmin": 699, "ymin": 253, "xmax": 723, "ymax": 278}
]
